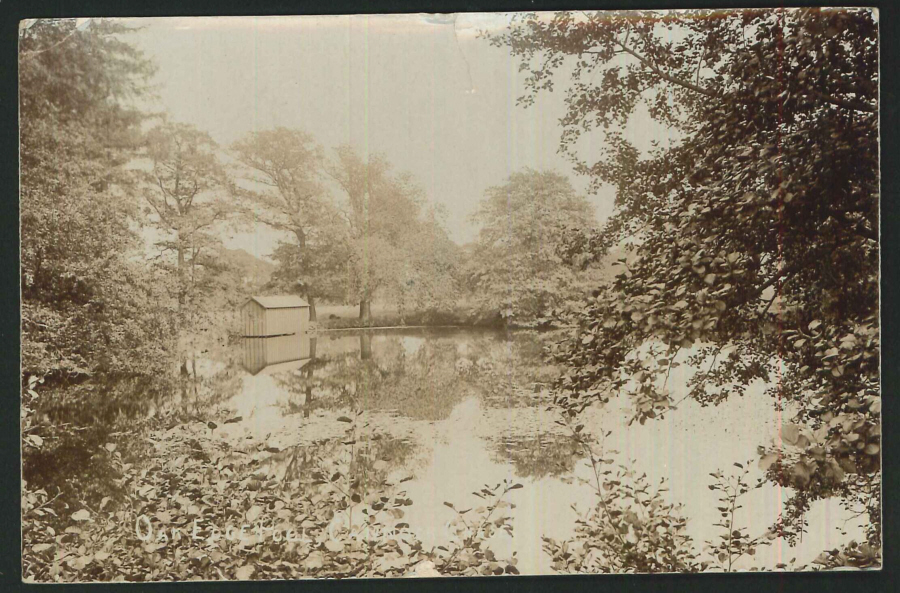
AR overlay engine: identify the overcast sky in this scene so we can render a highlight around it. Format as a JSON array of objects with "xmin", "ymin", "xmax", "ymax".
[{"xmin": 126, "ymin": 13, "xmax": 666, "ymax": 260}]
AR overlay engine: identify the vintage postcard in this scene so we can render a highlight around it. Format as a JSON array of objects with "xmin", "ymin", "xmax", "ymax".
[{"xmin": 20, "ymin": 9, "xmax": 880, "ymax": 581}]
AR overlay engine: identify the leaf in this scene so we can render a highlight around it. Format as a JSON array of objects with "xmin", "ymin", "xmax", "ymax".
[
  {"xmin": 508, "ymin": 483, "xmax": 524, "ymax": 490},
  {"xmin": 71, "ymin": 509, "xmax": 91, "ymax": 521},
  {"xmin": 234, "ymin": 565, "xmax": 255, "ymax": 580},
  {"xmin": 674, "ymin": 300, "xmax": 688, "ymax": 310},
  {"xmin": 32, "ymin": 543, "xmax": 53, "ymax": 553},
  {"xmin": 26, "ymin": 434, "xmax": 43, "ymax": 448},
  {"xmin": 808, "ymin": 320, "xmax": 822, "ymax": 331},
  {"xmin": 758, "ymin": 453, "xmax": 779, "ymax": 471},
  {"xmin": 791, "ymin": 462, "xmax": 812, "ymax": 487},
  {"xmin": 324, "ymin": 539, "xmax": 344, "ymax": 553},
  {"xmin": 781, "ymin": 424, "xmax": 801, "ymax": 446},
  {"xmin": 337, "ymin": 416, "xmax": 353, "ymax": 423},
  {"xmin": 105, "ymin": 443, "xmax": 117, "ymax": 453},
  {"xmin": 305, "ymin": 551, "xmax": 326, "ymax": 569},
  {"xmin": 704, "ymin": 273, "xmax": 717, "ymax": 285},
  {"xmin": 246, "ymin": 505, "xmax": 263, "ymax": 522}
]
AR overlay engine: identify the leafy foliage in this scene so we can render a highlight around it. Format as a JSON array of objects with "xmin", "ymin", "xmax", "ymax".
[
  {"xmin": 20, "ymin": 18, "xmax": 175, "ymax": 382},
  {"xmin": 491, "ymin": 7, "xmax": 880, "ymax": 559},
  {"xmin": 467, "ymin": 169, "xmax": 600, "ymax": 324},
  {"xmin": 543, "ymin": 428, "xmax": 699, "ymax": 573},
  {"xmin": 142, "ymin": 122, "xmax": 232, "ymax": 326},
  {"xmin": 231, "ymin": 128, "xmax": 342, "ymax": 312},
  {"xmin": 703, "ymin": 463, "xmax": 772, "ymax": 571},
  {"xmin": 20, "ymin": 20, "xmax": 181, "ymax": 534},
  {"xmin": 23, "ymin": 406, "xmax": 519, "ymax": 581},
  {"xmin": 327, "ymin": 146, "xmax": 461, "ymax": 319}
]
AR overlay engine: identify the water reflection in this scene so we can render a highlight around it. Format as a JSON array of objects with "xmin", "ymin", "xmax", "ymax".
[
  {"xmin": 177, "ymin": 328, "xmax": 868, "ymax": 575},
  {"xmin": 492, "ymin": 434, "xmax": 581, "ymax": 479},
  {"xmin": 266, "ymin": 329, "xmax": 542, "ymax": 421},
  {"xmin": 242, "ymin": 333, "xmax": 315, "ymax": 375}
]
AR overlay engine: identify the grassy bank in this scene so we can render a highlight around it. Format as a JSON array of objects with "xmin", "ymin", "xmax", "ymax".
[{"xmin": 314, "ymin": 303, "xmax": 504, "ymax": 330}]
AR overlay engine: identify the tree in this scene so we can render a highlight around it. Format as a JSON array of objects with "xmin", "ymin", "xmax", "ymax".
[
  {"xmin": 265, "ymin": 230, "xmax": 351, "ymax": 306},
  {"xmin": 327, "ymin": 146, "xmax": 447, "ymax": 323},
  {"xmin": 492, "ymin": 8, "xmax": 880, "ymax": 558},
  {"xmin": 231, "ymin": 128, "xmax": 339, "ymax": 320},
  {"xmin": 20, "ymin": 18, "xmax": 176, "ymax": 382},
  {"xmin": 142, "ymin": 122, "xmax": 231, "ymax": 324},
  {"xmin": 389, "ymin": 205, "xmax": 462, "ymax": 321},
  {"xmin": 467, "ymin": 169, "xmax": 599, "ymax": 323}
]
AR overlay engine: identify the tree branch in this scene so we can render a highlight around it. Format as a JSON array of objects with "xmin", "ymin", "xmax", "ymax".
[
  {"xmin": 593, "ymin": 23, "xmax": 718, "ymax": 98},
  {"xmin": 810, "ymin": 90, "xmax": 876, "ymax": 114}
]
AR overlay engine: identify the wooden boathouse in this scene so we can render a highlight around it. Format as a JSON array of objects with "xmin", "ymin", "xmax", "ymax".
[{"xmin": 240, "ymin": 295, "xmax": 310, "ymax": 337}]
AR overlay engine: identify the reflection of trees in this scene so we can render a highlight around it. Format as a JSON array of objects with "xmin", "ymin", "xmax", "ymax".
[
  {"xmin": 277, "ymin": 330, "xmax": 562, "ymax": 420},
  {"xmin": 168, "ymin": 356, "xmax": 243, "ymax": 421},
  {"xmin": 491, "ymin": 434, "xmax": 584, "ymax": 479},
  {"xmin": 263, "ymin": 432, "xmax": 416, "ymax": 486}
]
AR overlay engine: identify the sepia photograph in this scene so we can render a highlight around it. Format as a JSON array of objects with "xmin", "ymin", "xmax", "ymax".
[{"xmin": 19, "ymin": 8, "xmax": 880, "ymax": 582}]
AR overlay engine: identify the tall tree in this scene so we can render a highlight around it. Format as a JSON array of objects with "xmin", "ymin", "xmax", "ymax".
[
  {"xmin": 390, "ymin": 205, "xmax": 461, "ymax": 321},
  {"xmin": 20, "ymin": 18, "xmax": 175, "ymax": 381},
  {"xmin": 468, "ymin": 169, "xmax": 599, "ymax": 323},
  {"xmin": 326, "ymin": 146, "xmax": 430, "ymax": 323},
  {"xmin": 231, "ymin": 128, "xmax": 338, "ymax": 320},
  {"xmin": 142, "ymin": 122, "xmax": 231, "ymax": 322},
  {"xmin": 492, "ymin": 8, "xmax": 880, "ymax": 561}
]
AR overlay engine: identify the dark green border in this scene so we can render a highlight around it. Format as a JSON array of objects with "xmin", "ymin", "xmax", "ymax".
[{"xmin": 1, "ymin": 1, "xmax": 895, "ymax": 591}]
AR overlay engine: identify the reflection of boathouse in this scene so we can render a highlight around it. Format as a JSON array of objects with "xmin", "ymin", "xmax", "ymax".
[
  {"xmin": 242, "ymin": 334, "xmax": 313, "ymax": 375},
  {"xmin": 240, "ymin": 295, "xmax": 310, "ymax": 337}
]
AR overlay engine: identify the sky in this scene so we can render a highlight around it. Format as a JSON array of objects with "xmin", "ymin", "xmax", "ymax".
[{"xmin": 125, "ymin": 13, "xmax": 666, "ymax": 260}]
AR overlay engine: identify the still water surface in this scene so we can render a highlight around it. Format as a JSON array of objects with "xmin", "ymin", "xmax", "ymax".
[{"xmin": 186, "ymin": 327, "xmax": 865, "ymax": 574}]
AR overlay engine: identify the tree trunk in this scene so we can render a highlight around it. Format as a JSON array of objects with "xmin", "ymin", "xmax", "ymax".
[
  {"xmin": 177, "ymin": 243, "xmax": 186, "ymax": 307},
  {"xmin": 359, "ymin": 299, "xmax": 372, "ymax": 325},
  {"xmin": 306, "ymin": 294, "xmax": 317, "ymax": 323}
]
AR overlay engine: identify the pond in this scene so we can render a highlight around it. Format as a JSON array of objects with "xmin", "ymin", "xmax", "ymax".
[{"xmin": 180, "ymin": 327, "xmax": 866, "ymax": 575}]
